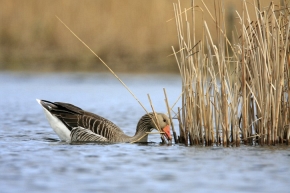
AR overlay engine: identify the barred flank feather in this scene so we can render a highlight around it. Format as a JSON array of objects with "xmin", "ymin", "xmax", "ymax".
[{"xmin": 71, "ymin": 127, "xmax": 109, "ymax": 142}]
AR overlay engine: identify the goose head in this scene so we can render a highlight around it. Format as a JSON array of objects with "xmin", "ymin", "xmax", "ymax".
[
  {"xmin": 136, "ymin": 113, "xmax": 172, "ymax": 142},
  {"xmin": 150, "ymin": 113, "xmax": 171, "ymax": 141}
]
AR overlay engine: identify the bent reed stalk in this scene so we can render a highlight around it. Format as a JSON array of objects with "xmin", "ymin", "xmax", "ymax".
[
  {"xmin": 56, "ymin": 16, "xmax": 169, "ymax": 144},
  {"xmin": 171, "ymin": 0, "xmax": 290, "ymax": 146}
]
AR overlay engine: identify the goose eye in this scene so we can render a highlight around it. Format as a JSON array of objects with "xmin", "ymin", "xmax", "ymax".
[{"xmin": 163, "ymin": 119, "xmax": 166, "ymax": 122}]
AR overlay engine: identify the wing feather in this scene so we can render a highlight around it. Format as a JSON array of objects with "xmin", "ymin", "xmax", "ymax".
[{"xmin": 71, "ymin": 127, "xmax": 109, "ymax": 142}]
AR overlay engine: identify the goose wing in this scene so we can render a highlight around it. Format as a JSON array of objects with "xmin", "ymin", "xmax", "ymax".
[
  {"xmin": 40, "ymin": 100, "xmax": 125, "ymax": 141},
  {"xmin": 71, "ymin": 127, "xmax": 109, "ymax": 142}
]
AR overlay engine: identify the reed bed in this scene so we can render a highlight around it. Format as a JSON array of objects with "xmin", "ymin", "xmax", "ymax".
[
  {"xmin": 171, "ymin": 0, "xmax": 290, "ymax": 146},
  {"xmin": 1, "ymin": 0, "xmax": 276, "ymax": 72}
]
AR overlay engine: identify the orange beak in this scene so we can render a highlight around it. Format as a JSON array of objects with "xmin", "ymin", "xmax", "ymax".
[{"xmin": 162, "ymin": 125, "xmax": 172, "ymax": 140}]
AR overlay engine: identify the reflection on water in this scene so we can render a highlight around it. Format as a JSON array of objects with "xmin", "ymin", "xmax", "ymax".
[{"xmin": 0, "ymin": 72, "xmax": 289, "ymax": 193}]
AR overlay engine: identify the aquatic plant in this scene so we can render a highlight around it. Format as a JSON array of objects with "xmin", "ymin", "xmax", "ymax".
[
  {"xmin": 170, "ymin": 0, "xmax": 290, "ymax": 146},
  {"xmin": 54, "ymin": 0, "xmax": 289, "ymax": 146}
]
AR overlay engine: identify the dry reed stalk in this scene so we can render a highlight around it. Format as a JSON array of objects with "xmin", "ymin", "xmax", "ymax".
[
  {"xmin": 171, "ymin": 0, "xmax": 290, "ymax": 146},
  {"xmin": 56, "ymin": 16, "xmax": 170, "ymax": 144},
  {"xmin": 241, "ymin": 0, "xmax": 248, "ymax": 145},
  {"xmin": 56, "ymin": 16, "xmax": 147, "ymax": 112},
  {"xmin": 147, "ymin": 94, "xmax": 168, "ymax": 143},
  {"xmin": 177, "ymin": 107, "xmax": 186, "ymax": 144},
  {"xmin": 163, "ymin": 88, "xmax": 178, "ymax": 143}
]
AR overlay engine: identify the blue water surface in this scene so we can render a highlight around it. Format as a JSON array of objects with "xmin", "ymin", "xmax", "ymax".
[{"xmin": 0, "ymin": 72, "xmax": 289, "ymax": 193}]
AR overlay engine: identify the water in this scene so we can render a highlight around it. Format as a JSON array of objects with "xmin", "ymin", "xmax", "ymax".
[{"xmin": 0, "ymin": 72, "xmax": 289, "ymax": 193}]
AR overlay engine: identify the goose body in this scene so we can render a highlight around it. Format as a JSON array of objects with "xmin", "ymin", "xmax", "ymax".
[{"xmin": 37, "ymin": 99, "xmax": 171, "ymax": 143}]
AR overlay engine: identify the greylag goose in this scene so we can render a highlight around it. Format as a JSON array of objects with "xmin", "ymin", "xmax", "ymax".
[{"xmin": 36, "ymin": 99, "xmax": 172, "ymax": 143}]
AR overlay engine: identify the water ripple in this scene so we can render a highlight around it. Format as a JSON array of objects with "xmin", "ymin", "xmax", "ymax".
[{"xmin": 0, "ymin": 73, "xmax": 289, "ymax": 193}]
